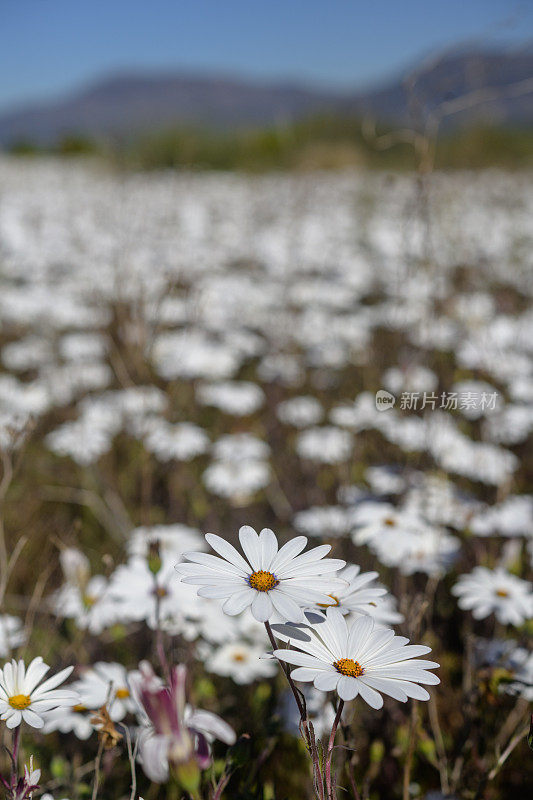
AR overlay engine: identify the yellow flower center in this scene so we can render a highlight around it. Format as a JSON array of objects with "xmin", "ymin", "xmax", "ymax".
[
  {"xmin": 73, "ymin": 703, "xmax": 88, "ymax": 713},
  {"xmin": 496, "ymin": 589, "xmax": 509, "ymax": 598},
  {"xmin": 116, "ymin": 688, "xmax": 130, "ymax": 699},
  {"xmin": 333, "ymin": 658, "xmax": 364, "ymax": 678},
  {"xmin": 155, "ymin": 587, "xmax": 168, "ymax": 598},
  {"xmin": 318, "ymin": 594, "xmax": 340, "ymax": 608},
  {"xmin": 248, "ymin": 570, "xmax": 279, "ymax": 592},
  {"xmin": 83, "ymin": 594, "xmax": 97, "ymax": 608},
  {"xmin": 383, "ymin": 517, "xmax": 396, "ymax": 527},
  {"xmin": 9, "ymin": 694, "xmax": 31, "ymax": 710},
  {"xmin": 233, "ymin": 653, "xmax": 246, "ymax": 662}
]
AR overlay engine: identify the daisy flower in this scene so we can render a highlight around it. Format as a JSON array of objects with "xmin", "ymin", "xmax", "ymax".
[
  {"xmin": 277, "ymin": 396, "xmax": 324, "ymax": 428},
  {"xmin": 295, "ymin": 426, "xmax": 353, "ymax": 464},
  {"xmin": 51, "ymin": 575, "xmax": 117, "ymax": 635},
  {"xmin": 106, "ymin": 558, "xmax": 198, "ymax": 631},
  {"xmin": 350, "ymin": 502, "xmax": 424, "ymax": 545},
  {"xmin": 293, "ymin": 506, "xmax": 352, "ymax": 539},
  {"xmin": 74, "ymin": 662, "xmax": 137, "ymax": 721},
  {"xmin": 363, "ymin": 595, "xmax": 405, "ymax": 626},
  {"xmin": 203, "ymin": 459, "xmax": 270, "ymax": 502},
  {"xmin": 197, "ymin": 381, "xmax": 265, "ymax": 416},
  {"xmin": 274, "ymin": 607, "xmax": 439, "ymax": 707},
  {"xmin": 43, "ymin": 703, "xmax": 95, "ymax": 740},
  {"xmin": 452, "ymin": 567, "xmax": 533, "ymax": 626},
  {"xmin": 203, "ymin": 641, "xmax": 277, "ymax": 684},
  {"xmin": 308, "ymin": 564, "xmax": 387, "ymax": 616},
  {"xmin": 176, "ymin": 526, "xmax": 346, "ymax": 623},
  {"xmin": 126, "ymin": 523, "xmax": 205, "ymax": 562},
  {"xmin": 0, "ymin": 615, "xmax": 26, "ymax": 657},
  {"xmin": 0, "ymin": 657, "xmax": 76, "ymax": 728}
]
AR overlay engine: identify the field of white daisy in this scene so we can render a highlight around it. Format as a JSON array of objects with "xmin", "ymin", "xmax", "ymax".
[{"xmin": 0, "ymin": 156, "xmax": 531, "ymax": 800}]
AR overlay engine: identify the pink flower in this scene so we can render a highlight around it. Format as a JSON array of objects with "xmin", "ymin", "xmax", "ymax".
[{"xmin": 131, "ymin": 662, "xmax": 235, "ymax": 783}]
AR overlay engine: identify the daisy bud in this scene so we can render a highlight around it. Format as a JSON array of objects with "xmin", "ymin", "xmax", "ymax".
[{"xmin": 148, "ymin": 540, "xmax": 162, "ymax": 576}]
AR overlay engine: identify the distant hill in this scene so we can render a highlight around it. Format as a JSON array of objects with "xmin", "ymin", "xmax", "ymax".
[{"xmin": 1, "ymin": 48, "xmax": 532, "ymax": 145}]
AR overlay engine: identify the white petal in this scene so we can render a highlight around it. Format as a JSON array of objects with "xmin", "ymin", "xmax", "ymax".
[
  {"xmin": 2, "ymin": 662, "xmax": 15, "ymax": 696},
  {"xmin": 270, "ymin": 591, "xmax": 305, "ymax": 623},
  {"xmin": 205, "ymin": 533, "xmax": 251, "ymax": 572},
  {"xmin": 361, "ymin": 676, "xmax": 408, "ymax": 702},
  {"xmin": 369, "ymin": 667, "xmax": 440, "ymax": 684},
  {"xmin": 278, "ymin": 545, "xmax": 332, "ymax": 573},
  {"xmin": 278, "ymin": 585, "xmax": 337, "ymax": 605},
  {"xmin": 251, "ymin": 592, "xmax": 273, "ymax": 622},
  {"xmin": 289, "ymin": 667, "xmax": 319, "ymax": 682},
  {"xmin": 357, "ymin": 680, "xmax": 383, "ymax": 708},
  {"xmin": 337, "ymin": 676, "xmax": 359, "ymax": 701},
  {"xmin": 319, "ymin": 607, "xmax": 348, "ymax": 657},
  {"xmin": 21, "ymin": 708, "xmax": 44, "ymax": 728},
  {"xmin": 356, "ymin": 628, "xmax": 396, "ymax": 662},
  {"xmin": 31, "ymin": 666, "xmax": 73, "ymax": 697},
  {"xmin": 314, "ymin": 672, "xmax": 341, "ymax": 691},
  {"xmin": 5, "ymin": 710, "xmax": 21, "ymax": 728},
  {"xmin": 181, "ymin": 573, "xmax": 246, "ymax": 586},
  {"xmin": 259, "ymin": 528, "xmax": 279, "ymax": 570},
  {"xmin": 22, "ymin": 657, "xmax": 48, "ymax": 694},
  {"xmin": 196, "ymin": 585, "xmax": 237, "ymax": 599},
  {"xmin": 347, "ymin": 614, "xmax": 375, "ymax": 656},
  {"xmin": 239, "ymin": 526, "xmax": 262, "ymax": 571},
  {"xmin": 274, "ymin": 650, "xmax": 330, "ymax": 669},
  {"xmin": 223, "ymin": 589, "xmax": 254, "ymax": 615},
  {"xmin": 281, "ymin": 561, "xmax": 346, "ymax": 578},
  {"xmin": 182, "ymin": 552, "xmax": 247, "ymax": 576},
  {"xmin": 188, "ymin": 709, "xmax": 236, "ymax": 745},
  {"xmin": 368, "ymin": 645, "xmax": 432, "ymax": 667},
  {"xmin": 270, "ymin": 536, "xmax": 308, "ymax": 572}
]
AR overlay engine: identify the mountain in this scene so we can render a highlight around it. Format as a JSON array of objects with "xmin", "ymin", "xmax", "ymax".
[{"xmin": 1, "ymin": 49, "xmax": 532, "ymax": 145}]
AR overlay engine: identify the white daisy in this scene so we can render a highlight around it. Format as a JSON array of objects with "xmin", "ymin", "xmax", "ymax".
[
  {"xmin": 365, "ymin": 466, "xmax": 406, "ymax": 496},
  {"xmin": 274, "ymin": 607, "xmax": 439, "ymax": 707},
  {"xmin": 0, "ymin": 657, "xmax": 76, "ymax": 728},
  {"xmin": 308, "ymin": 564, "xmax": 387, "ymax": 616},
  {"xmin": 203, "ymin": 459, "xmax": 270, "ymax": 502},
  {"xmin": 142, "ymin": 419, "xmax": 210, "ymax": 462},
  {"xmin": 197, "ymin": 381, "xmax": 264, "ymax": 416},
  {"xmin": 43, "ymin": 703, "xmax": 95, "ymax": 739},
  {"xmin": 469, "ymin": 496, "xmax": 533, "ymax": 538},
  {"xmin": 452, "ymin": 567, "xmax": 533, "ymax": 626},
  {"xmin": 293, "ymin": 506, "xmax": 352, "ymax": 538},
  {"xmin": 126, "ymin": 523, "xmax": 205, "ymax": 562},
  {"xmin": 0, "ymin": 615, "xmax": 26, "ymax": 656},
  {"xmin": 51, "ymin": 575, "xmax": 117, "ymax": 634},
  {"xmin": 295, "ymin": 426, "xmax": 353, "ymax": 464},
  {"xmin": 203, "ymin": 641, "xmax": 277, "ymax": 684},
  {"xmin": 277, "ymin": 396, "xmax": 324, "ymax": 428},
  {"xmin": 74, "ymin": 662, "xmax": 137, "ymax": 721},
  {"xmin": 106, "ymin": 558, "xmax": 198, "ymax": 631},
  {"xmin": 350, "ymin": 502, "xmax": 423, "ymax": 544},
  {"xmin": 363, "ymin": 595, "xmax": 405, "ymax": 626},
  {"xmin": 176, "ymin": 526, "xmax": 346, "ymax": 623}
]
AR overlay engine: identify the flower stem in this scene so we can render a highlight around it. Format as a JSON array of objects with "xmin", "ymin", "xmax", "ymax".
[
  {"xmin": 264, "ymin": 621, "xmax": 325, "ymax": 800},
  {"xmin": 153, "ymin": 573, "xmax": 170, "ymax": 683},
  {"xmin": 11, "ymin": 725, "xmax": 20, "ymax": 784},
  {"xmin": 325, "ymin": 700, "xmax": 344, "ymax": 800},
  {"xmin": 264, "ymin": 621, "xmax": 307, "ymax": 720}
]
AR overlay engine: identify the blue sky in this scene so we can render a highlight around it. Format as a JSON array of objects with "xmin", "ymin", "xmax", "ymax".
[{"xmin": 1, "ymin": 0, "xmax": 532, "ymax": 111}]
